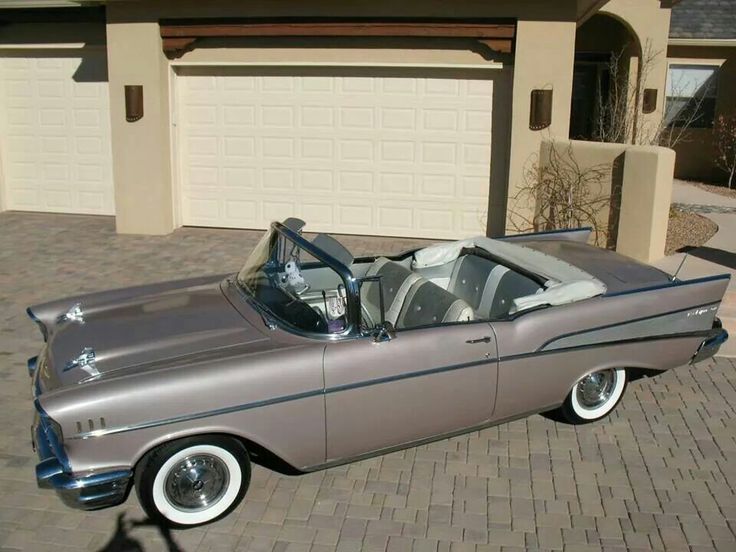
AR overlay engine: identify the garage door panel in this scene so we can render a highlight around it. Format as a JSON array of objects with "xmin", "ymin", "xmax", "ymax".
[
  {"xmin": 0, "ymin": 53, "xmax": 114, "ymax": 215},
  {"xmin": 177, "ymin": 71, "xmax": 493, "ymax": 239}
]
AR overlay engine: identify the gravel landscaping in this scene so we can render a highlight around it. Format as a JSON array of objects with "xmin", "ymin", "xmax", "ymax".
[
  {"xmin": 665, "ymin": 206, "xmax": 718, "ymax": 255},
  {"xmin": 691, "ymin": 181, "xmax": 736, "ymax": 200}
]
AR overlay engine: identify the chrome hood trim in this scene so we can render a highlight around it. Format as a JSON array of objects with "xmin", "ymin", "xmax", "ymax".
[{"xmin": 31, "ymin": 277, "xmax": 270, "ymax": 391}]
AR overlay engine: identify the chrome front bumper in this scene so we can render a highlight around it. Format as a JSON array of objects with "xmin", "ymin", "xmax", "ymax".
[
  {"xmin": 692, "ymin": 319, "xmax": 729, "ymax": 364},
  {"xmin": 32, "ymin": 409, "xmax": 131, "ymax": 511}
]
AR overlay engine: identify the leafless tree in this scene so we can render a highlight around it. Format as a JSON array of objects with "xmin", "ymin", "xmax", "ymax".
[
  {"xmin": 593, "ymin": 40, "xmax": 707, "ymax": 147},
  {"xmin": 507, "ymin": 142, "xmax": 612, "ymax": 246},
  {"xmin": 714, "ymin": 112, "xmax": 736, "ymax": 189}
]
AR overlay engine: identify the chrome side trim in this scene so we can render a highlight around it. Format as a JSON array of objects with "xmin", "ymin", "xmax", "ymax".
[
  {"xmin": 71, "ymin": 388, "xmax": 326, "ymax": 440},
  {"xmin": 69, "ymin": 325, "xmax": 710, "ymax": 442},
  {"xmin": 603, "ymin": 273, "xmax": 730, "ymax": 297},
  {"xmin": 326, "ymin": 357, "xmax": 495, "ymax": 394},
  {"xmin": 499, "ymin": 226, "xmax": 593, "ymax": 240},
  {"xmin": 69, "ymin": 356, "xmax": 499, "ymax": 440},
  {"xmin": 538, "ymin": 301, "xmax": 721, "ymax": 352}
]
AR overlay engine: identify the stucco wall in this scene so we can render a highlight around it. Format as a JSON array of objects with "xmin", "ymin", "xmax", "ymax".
[
  {"xmin": 667, "ymin": 45, "xmax": 736, "ymax": 183},
  {"xmin": 504, "ymin": 20, "xmax": 577, "ymax": 235},
  {"xmin": 538, "ymin": 139, "xmax": 674, "ymax": 263},
  {"xmin": 104, "ymin": 0, "xmax": 580, "ymax": 235}
]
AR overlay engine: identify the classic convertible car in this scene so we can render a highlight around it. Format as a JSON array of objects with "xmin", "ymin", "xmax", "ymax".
[{"xmin": 27, "ymin": 219, "xmax": 729, "ymax": 527}]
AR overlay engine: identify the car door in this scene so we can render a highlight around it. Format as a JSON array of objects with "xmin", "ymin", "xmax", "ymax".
[{"xmin": 322, "ymin": 322, "xmax": 498, "ymax": 463}]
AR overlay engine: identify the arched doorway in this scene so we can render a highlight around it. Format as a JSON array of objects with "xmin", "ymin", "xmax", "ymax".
[{"xmin": 570, "ymin": 13, "xmax": 642, "ymax": 143}]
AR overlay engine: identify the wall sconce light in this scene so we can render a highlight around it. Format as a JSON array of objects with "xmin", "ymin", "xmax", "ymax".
[
  {"xmin": 125, "ymin": 85, "xmax": 144, "ymax": 122},
  {"xmin": 529, "ymin": 89, "xmax": 552, "ymax": 130},
  {"xmin": 642, "ymin": 88, "xmax": 658, "ymax": 114}
]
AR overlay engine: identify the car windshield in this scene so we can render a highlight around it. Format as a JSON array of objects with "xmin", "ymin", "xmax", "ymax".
[{"xmin": 236, "ymin": 227, "xmax": 351, "ymax": 335}]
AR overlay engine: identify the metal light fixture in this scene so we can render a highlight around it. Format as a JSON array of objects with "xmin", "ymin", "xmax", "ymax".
[
  {"xmin": 529, "ymin": 89, "xmax": 552, "ymax": 130},
  {"xmin": 125, "ymin": 85, "xmax": 144, "ymax": 122},
  {"xmin": 642, "ymin": 88, "xmax": 658, "ymax": 114}
]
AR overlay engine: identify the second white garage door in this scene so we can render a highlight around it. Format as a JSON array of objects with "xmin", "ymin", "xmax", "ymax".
[
  {"xmin": 0, "ymin": 51, "xmax": 114, "ymax": 215},
  {"xmin": 176, "ymin": 68, "xmax": 494, "ymax": 239}
]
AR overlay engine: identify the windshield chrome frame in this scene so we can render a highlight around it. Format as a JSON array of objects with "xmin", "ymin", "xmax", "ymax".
[{"xmin": 237, "ymin": 222, "xmax": 363, "ymax": 341}]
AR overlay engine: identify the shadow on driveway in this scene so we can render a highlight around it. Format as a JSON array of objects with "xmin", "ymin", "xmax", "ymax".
[{"xmin": 97, "ymin": 513, "xmax": 185, "ymax": 552}]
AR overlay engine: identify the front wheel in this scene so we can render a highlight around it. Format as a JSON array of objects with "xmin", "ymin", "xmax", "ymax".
[
  {"xmin": 134, "ymin": 435, "xmax": 251, "ymax": 528},
  {"xmin": 558, "ymin": 368, "xmax": 627, "ymax": 424}
]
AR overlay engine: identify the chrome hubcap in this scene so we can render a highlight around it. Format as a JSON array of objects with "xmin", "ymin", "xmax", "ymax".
[
  {"xmin": 576, "ymin": 369, "xmax": 616, "ymax": 409},
  {"xmin": 164, "ymin": 454, "xmax": 230, "ymax": 512}
]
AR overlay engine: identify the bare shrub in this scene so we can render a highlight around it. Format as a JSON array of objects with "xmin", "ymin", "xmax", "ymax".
[
  {"xmin": 594, "ymin": 40, "xmax": 706, "ymax": 147},
  {"xmin": 714, "ymin": 111, "xmax": 736, "ymax": 189},
  {"xmin": 507, "ymin": 142, "xmax": 612, "ymax": 246}
]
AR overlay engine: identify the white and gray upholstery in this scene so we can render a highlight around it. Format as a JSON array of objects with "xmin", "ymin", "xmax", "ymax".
[
  {"xmin": 445, "ymin": 255, "xmax": 542, "ymax": 319},
  {"xmin": 396, "ymin": 279, "xmax": 474, "ymax": 329},
  {"xmin": 361, "ymin": 257, "xmax": 421, "ymax": 326}
]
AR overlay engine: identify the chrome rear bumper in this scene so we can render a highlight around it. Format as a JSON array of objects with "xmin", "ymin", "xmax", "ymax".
[
  {"xmin": 33, "ymin": 408, "xmax": 131, "ymax": 511},
  {"xmin": 692, "ymin": 319, "xmax": 729, "ymax": 364}
]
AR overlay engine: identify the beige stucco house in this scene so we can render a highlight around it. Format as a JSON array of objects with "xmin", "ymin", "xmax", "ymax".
[
  {"xmin": 0, "ymin": 0, "xmax": 695, "ymax": 245},
  {"xmin": 666, "ymin": 0, "xmax": 736, "ymax": 183}
]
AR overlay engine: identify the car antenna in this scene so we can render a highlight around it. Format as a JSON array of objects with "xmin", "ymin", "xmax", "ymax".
[{"xmin": 672, "ymin": 253, "xmax": 689, "ymax": 281}]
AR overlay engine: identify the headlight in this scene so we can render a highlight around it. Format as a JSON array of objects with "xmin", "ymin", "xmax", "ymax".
[
  {"xmin": 46, "ymin": 417, "xmax": 64, "ymax": 445},
  {"xmin": 27, "ymin": 356, "xmax": 38, "ymax": 377}
]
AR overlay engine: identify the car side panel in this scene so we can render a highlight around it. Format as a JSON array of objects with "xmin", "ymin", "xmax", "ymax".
[
  {"xmin": 489, "ymin": 277, "xmax": 728, "ymax": 420},
  {"xmin": 491, "ymin": 337, "xmax": 703, "ymax": 420},
  {"xmin": 46, "ymin": 340, "xmax": 327, "ymax": 473},
  {"xmin": 322, "ymin": 323, "xmax": 498, "ymax": 462},
  {"xmin": 64, "ymin": 395, "xmax": 325, "ymax": 473}
]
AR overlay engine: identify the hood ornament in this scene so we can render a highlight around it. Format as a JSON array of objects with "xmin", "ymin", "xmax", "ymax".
[
  {"xmin": 63, "ymin": 347, "xmax": 98, "ymax": 378},
  {"xmin": 57, "ymin": 303, "xmax": 85, "ymax": 325}
]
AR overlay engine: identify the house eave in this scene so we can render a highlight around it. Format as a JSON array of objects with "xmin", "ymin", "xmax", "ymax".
[{"xmin": 668, "ymin": 38, "xmax": 736, "ymax": 48}]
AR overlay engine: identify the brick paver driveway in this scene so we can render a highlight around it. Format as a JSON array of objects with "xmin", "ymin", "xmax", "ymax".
[{"xmin": 1, "ymin": 212, "xmax": 735, "ymax": 552}]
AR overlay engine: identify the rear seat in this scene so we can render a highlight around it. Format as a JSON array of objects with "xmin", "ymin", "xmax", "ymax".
[
  {"xmin": 362, "ymin": 257, "xmax": 474, "ymax": 329},
  {"xmin": 448, "ymin": 255, "xmax": 542, "ymax": 319}
]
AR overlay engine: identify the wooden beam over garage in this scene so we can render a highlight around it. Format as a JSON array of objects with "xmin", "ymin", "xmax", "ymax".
[{"xmin": 160, "ymin": 19, "xmax": 516, "ymax": 59}]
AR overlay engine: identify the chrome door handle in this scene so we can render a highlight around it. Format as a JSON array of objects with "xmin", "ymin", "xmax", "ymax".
[{"xmin": 466, "ymin": 336, "xmax": 492, "ymax": 344}]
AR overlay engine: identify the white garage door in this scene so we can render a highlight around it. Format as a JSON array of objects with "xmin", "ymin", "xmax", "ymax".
[
  {"xmin": 176, "ymin": 68, "xmax": 494, "ymax": 239},
  {"xmin": 0, "ymin": 52, "xmax": 114, "ymax": 215}
]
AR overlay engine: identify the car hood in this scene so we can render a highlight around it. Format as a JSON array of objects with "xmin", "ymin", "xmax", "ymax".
[{"xmin": 30, "ymin": 277, "xmax": 270, "ymax": 390}]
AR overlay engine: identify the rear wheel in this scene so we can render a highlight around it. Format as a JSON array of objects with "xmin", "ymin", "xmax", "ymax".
[
  {"xmin": 559, "ymin": 368, "xmax": 627, "ymax": 424},
  {"xmin": 135, "ymin": 435, "xmax": 251, "ymax": 528}
]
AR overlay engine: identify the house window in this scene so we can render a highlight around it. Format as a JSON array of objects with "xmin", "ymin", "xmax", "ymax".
[{"xmin": 665, "ymin": 64, "xmax": 719, "ymax": 129}]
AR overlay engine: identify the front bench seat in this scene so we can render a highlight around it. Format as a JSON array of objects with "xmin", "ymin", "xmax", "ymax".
[
  {"xmin": 397, "ymin": 279, "xmax": 474, "ymax": 329},
  {"xmin": 361, "ymin": 257, "xmax": 421, "ymax": 327}
]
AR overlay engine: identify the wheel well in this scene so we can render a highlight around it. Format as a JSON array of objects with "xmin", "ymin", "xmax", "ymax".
[
  {"xmin": 625, "ymin": 366, "xmax": 666, "ymax": 382},
  {"xmin": 134, "ymin": 432, "xmax": 303, "ymax": 477}
]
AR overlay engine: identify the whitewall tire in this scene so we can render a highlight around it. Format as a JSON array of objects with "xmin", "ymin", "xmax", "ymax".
[
  {"xmin": 135, "ymin": 436, "xmax": 251, "ymax": 528},
  {"xmin": 560, "ymin": 368, "xmax": 627, "ymax": 424}
]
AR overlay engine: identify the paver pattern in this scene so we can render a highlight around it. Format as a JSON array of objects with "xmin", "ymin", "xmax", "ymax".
[{"xmin": 1, "ymin": 212, "xmax": 735, "ymax": 552}]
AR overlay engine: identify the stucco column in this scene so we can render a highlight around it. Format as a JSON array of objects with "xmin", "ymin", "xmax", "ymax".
[
  {"xmin": 504, "ymin": 19, "xmax": 576, "ymax": 235},
  {"xmin": 106, "ymin": 12, "xmax": 174, "ymax": 235},
  {"xmin": 617, "ymin": 146, "xmax": 675, "ymax": 263}
]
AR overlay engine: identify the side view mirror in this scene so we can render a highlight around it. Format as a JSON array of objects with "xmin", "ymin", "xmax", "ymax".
[{"xmin": 373, "ymin": 321, "xmax": 396, "ymax": 343}]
